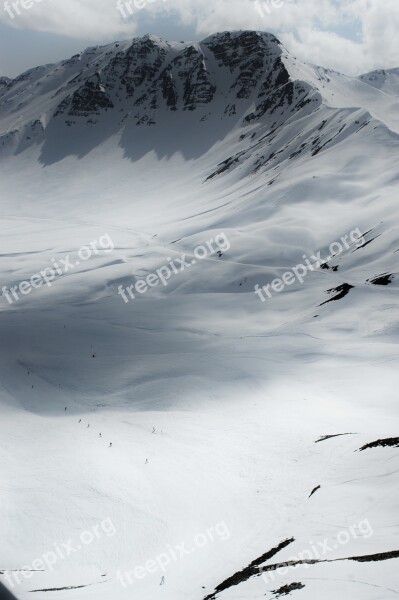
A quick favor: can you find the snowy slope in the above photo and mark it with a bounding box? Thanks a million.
[359,68,399,97]
[0,31,398,600]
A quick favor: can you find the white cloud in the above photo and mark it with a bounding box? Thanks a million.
[1,0,398,74]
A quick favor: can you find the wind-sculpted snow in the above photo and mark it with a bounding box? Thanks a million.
[0,29,398,600]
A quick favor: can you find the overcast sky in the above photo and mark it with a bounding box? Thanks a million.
[1,0,398,78]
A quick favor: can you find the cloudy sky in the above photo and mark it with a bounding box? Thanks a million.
[1,0,398,77]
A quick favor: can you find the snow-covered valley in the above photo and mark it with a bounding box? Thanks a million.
[0,30,398,600]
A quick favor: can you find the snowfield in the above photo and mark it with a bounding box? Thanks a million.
[0,30,398,600]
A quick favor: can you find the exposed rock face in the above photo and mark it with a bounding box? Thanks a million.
[204,31,280,99]
[3,30,363,172]
[0,77,11,93]
[1,31,317,132]
[65,74,114,117]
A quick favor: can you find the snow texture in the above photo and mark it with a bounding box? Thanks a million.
[0,30,398,600]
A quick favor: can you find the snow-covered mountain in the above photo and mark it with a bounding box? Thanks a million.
[359,67,399,97]
[0,31,398,600]
[0,31,315,150]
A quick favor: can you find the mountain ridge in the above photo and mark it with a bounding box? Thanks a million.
[0,30,399,179]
